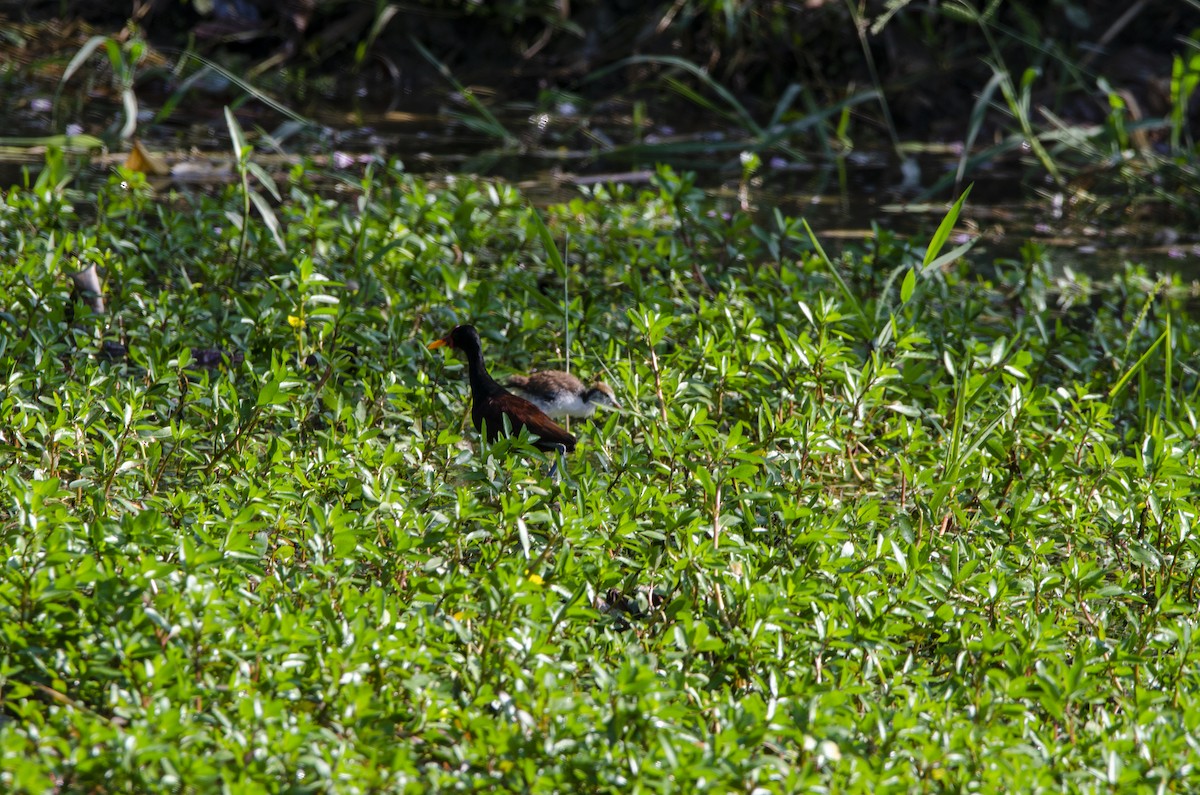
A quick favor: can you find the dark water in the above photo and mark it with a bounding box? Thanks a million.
[3,72,1195,280]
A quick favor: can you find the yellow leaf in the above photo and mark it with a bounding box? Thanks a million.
[125,139,169,176]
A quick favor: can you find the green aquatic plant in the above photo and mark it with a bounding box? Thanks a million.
[1,160,1199,792]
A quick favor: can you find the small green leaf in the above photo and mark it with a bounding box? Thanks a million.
[900,267,916,303]
[923,184,973,268]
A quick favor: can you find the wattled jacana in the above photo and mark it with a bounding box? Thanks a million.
[504,370,620,419]
[429,325,576,476]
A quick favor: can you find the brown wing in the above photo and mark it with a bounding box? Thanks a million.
[481,392,577,452]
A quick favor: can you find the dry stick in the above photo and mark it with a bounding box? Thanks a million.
[656,0,688,33]
[302,317,343,429]
[711,575,729,624]
[710,481,731,624]
[204,405,263,478]
[522,0,569,58]
[101,415,135,509]
[647,340,667,423]
[847,0,901,158]
[672,208,708,289]
[150,373,192,494]
[712,480,721,550]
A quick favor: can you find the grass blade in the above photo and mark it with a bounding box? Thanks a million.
[957,71,1005,186]
[529,206,566,277]
[410,37,515,145]
[162,49,311,126]
[248,190,286,253]
[923,184,973,269]
[767,83,804,129]
[802,219,870,336]
[923,238,978,275]
[587,54,763,137]
[1109,328,1168,399]
[224,106,248,158]
[60,35,110,86]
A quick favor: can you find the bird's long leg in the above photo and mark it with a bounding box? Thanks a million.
[545,443,567,482]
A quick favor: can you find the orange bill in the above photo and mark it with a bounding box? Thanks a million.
[428,337,450,350]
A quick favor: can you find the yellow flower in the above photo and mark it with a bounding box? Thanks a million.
[287,315,303,328]
[527,573,544,586]
[452,610,465,621]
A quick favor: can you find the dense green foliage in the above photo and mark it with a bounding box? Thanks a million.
[2,159,1200,792]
